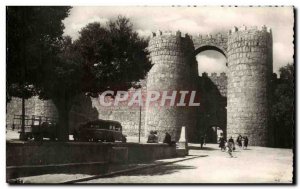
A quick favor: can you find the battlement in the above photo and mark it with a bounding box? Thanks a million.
[228,25,272,35]
[194,32,228,40]
[200,72,227,78]
[151,30,191,39]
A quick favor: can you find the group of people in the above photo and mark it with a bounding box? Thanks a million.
[236,135,249,149]
[147,131,174,146]
[218,135,249,158]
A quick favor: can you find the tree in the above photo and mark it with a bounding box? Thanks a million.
[6,6,71,139]
[40,16,151,141]
[75,16,151,93]
[38,36,84,140]
[271,63,294,148]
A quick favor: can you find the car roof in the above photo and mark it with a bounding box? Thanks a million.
[85,119,122,126]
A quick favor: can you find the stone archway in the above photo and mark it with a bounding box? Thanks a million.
[146,26,273,146]
[192,35,228,143]
[193,33,228,57]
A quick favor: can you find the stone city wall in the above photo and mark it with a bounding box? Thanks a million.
[193,33,228,56]
[146,31,198,142]
[6,25,275,147]
[226,25,272,146]
[6,96,58,129]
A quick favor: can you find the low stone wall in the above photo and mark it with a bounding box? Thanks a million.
[7,141,176,166]
[7,141,176,180]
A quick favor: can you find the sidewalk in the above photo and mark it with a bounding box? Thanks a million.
[9,155,203,184]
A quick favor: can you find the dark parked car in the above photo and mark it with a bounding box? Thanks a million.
[74,119,127,143]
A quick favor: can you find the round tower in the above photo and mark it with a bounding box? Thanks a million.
[227,25,273,146]
[145,31,197,142]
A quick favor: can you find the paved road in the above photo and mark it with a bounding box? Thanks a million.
[82,143,293,184]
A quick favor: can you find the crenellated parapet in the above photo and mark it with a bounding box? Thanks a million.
[192,32,228,57]
[199,72,228,97]
[147,30,194,66]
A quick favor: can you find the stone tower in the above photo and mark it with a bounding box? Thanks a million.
[226,26,273,146]
[145,31,197,142]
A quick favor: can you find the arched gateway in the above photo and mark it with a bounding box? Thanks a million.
[145,25,273,146]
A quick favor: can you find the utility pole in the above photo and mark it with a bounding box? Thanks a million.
[138,105,142,143]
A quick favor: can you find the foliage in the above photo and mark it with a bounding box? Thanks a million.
[40,15,151,140]
[74,16,151,94]
[6,6,71,99]
[271,63,294,148]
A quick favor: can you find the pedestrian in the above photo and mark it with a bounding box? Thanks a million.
[226,139,234,158]
[219,136,226,151]
[241,136,245,149]
[163,132,172,145]
[244,136,249,149]
[200,136,204,148]
[237,135,242,148]
[203,134,206,146]
[153,130,158,143]
[228,136,235,151]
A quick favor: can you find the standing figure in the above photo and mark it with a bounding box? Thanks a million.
[219,136,226,151]
[241,136,245,149]
[228,136,235,151]
[163,132,172,145]
[200,136,204,148]
[226,140,234,158]
[244,136,249,149]
[237,135,242,148]
[153,131,158,143]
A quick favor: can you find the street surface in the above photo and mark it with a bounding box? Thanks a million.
[6,130,293,184]
[82,143,293,184]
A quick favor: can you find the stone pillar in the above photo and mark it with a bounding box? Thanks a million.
[177,126,188,156]
[146,31,196,142]
[227,26,272,146]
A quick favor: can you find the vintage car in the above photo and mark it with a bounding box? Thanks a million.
[74,119,127,143]
[18,118,58,141]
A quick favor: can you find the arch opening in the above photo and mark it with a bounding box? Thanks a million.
[204,126,225,143]
[195,45,227,58]
[193,46,228,143]
[196,48,227,75]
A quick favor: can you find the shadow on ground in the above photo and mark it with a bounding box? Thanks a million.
[188,146,218,151]
[118,164,197,176]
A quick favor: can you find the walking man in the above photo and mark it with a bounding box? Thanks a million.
[200,136,204,148]
[226,140,234,158]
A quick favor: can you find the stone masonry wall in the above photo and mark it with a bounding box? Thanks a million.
[6,97,58,129]
[205,72,228,97]
[193,33,228,56]
[6,25,275,147]
[146,31,198,142]
[226,25,272,146]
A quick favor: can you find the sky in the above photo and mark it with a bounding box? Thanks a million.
[63,6,294,75]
